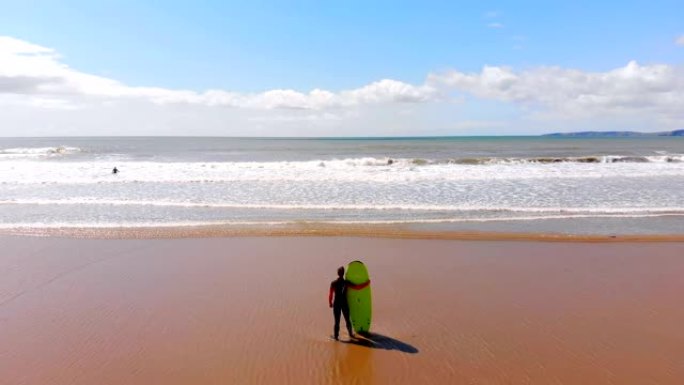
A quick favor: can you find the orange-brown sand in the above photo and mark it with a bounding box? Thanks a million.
[0,236,683,384]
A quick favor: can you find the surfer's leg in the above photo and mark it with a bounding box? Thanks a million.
[342,303,354,337]
[333,304,342,340]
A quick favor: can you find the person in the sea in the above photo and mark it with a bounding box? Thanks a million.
[329,266,357,340]
[112,167,118,174]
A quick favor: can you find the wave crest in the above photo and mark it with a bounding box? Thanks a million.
[0,146,82,158]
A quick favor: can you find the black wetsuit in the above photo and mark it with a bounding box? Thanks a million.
[330,277,353,339]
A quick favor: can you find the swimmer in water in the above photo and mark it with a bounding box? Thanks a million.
[112,167,119,174]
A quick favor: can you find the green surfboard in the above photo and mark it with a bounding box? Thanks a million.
[346,260,372,333]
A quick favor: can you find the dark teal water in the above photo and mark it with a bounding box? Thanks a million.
[2,136,683,162]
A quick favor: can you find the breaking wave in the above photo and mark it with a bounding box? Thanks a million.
[408,154,684,165]
[1,155,683,185]
[0,146,82,158]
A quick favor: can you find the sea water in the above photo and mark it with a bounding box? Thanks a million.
[1,136,683,234]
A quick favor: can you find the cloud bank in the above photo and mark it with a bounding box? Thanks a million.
[1,36,682,136]
[428,61,684,123]
[0,36,436,110]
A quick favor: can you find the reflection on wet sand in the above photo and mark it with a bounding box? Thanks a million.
[327,338,374,384]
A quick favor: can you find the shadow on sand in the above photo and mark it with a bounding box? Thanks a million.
[342,332,419,354]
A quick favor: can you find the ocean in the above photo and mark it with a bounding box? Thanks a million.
[1,136,683,235]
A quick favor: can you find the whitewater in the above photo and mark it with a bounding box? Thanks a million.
[1,137,683,234]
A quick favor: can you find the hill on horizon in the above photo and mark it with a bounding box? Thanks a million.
[543,129,684,137]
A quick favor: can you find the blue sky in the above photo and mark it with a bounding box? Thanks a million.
[0,1,682,136]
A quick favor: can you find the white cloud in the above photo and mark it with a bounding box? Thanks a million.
[677,35,684,46]
[428,61,684,123]
[343,79,437,104]
[487,22,505,29]
[1,35,683,136]
[0,36,436,110]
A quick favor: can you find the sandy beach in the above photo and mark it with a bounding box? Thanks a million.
[1,235,683,384]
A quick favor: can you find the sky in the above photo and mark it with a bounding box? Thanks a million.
[0,0,683,136]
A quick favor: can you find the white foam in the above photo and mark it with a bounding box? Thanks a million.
[1,198,683,215]
[0,212,682,230]
[1,156,683,184]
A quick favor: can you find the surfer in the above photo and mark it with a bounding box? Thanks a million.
[329,266,355,340]
[112,167,119,174]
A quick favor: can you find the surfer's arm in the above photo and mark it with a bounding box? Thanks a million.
[346,280,371,290]
[328,285,334,307]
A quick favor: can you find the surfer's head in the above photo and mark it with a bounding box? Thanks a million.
[337,266,344,277]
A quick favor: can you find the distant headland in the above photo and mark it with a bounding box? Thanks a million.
[543,129,684,137]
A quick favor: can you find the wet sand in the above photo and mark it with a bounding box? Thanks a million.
[0,235,683,384]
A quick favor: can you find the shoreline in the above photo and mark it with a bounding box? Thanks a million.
[2,222,683,242]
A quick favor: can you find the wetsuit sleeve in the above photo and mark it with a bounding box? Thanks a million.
[328,282,334,307]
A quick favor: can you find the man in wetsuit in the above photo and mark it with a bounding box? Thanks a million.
[329,266,354,340]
